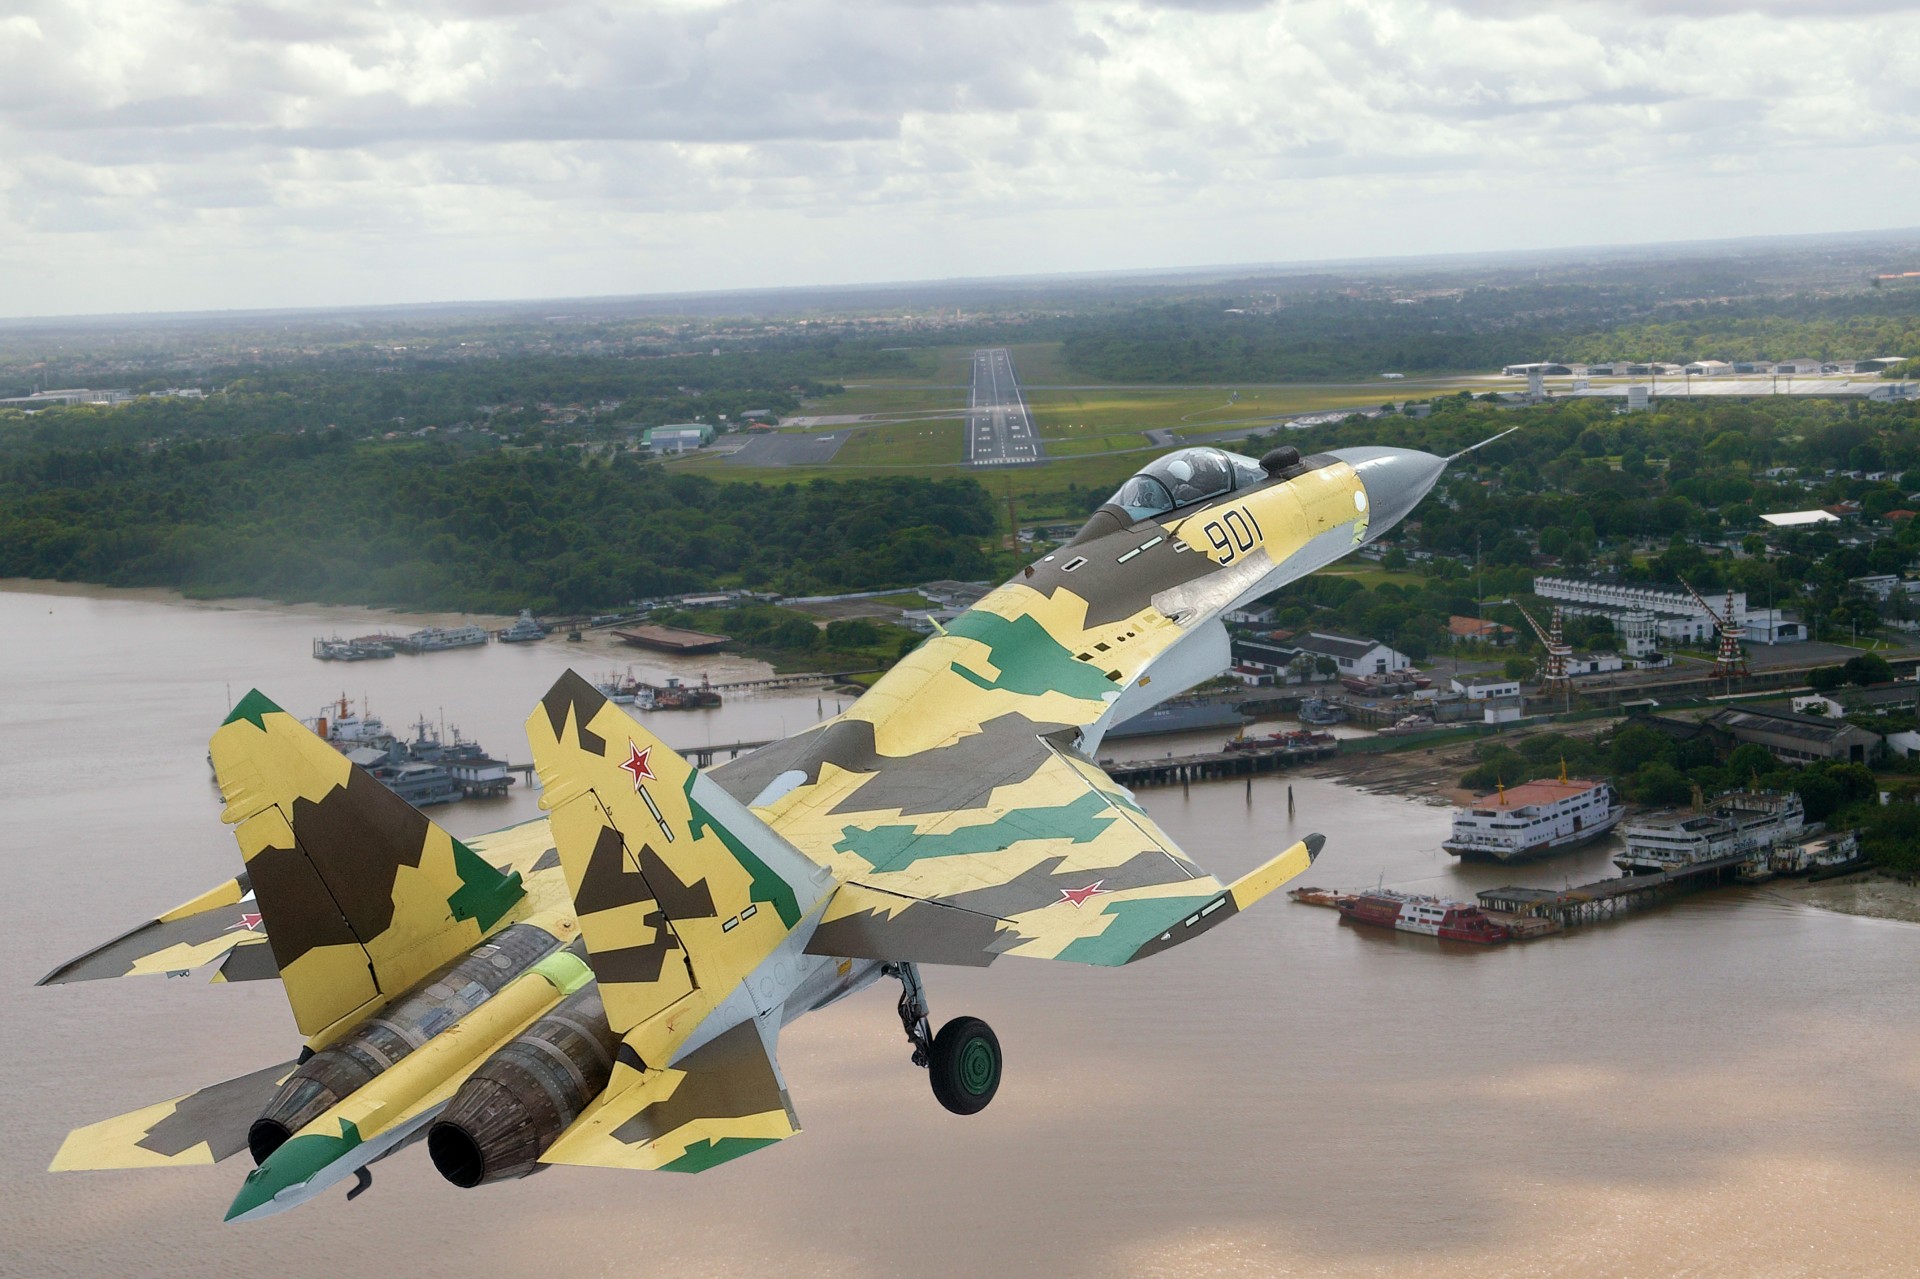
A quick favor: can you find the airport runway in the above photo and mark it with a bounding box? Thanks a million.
[968,348,1043,466]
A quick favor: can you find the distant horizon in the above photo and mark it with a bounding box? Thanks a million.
[5,223,1919,329]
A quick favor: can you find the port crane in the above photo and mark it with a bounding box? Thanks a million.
[1513,600,1573,707]
[1676,575,1749,681]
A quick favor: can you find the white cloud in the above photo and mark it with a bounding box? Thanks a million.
[0,0,1916,315]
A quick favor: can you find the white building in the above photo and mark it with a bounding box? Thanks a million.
[1292,632,1411,675]
[1452,675,1521,701]
[1533,576,1802,644]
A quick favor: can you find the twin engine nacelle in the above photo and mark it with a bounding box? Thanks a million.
[426,986,619,1187]
[246,923,561,1164]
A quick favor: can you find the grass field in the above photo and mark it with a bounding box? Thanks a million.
[832,420,966,466]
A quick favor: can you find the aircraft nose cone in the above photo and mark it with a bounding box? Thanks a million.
[1329,446,1446,542]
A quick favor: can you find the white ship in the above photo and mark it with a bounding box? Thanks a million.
[1443,775,1625,862]
[1614,789,1805,875]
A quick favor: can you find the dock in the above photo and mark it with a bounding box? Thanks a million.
[1478,851,1751,925]
[507,738,773,785]
[1103,739,1337,789]
[611,625,731,654]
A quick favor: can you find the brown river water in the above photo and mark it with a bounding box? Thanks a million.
[3,582,1918,1278]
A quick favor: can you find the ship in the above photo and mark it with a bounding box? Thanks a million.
[497,609,549,643]
[1443,774,1625,863]
[311,635,396,661]
[1377,712,1436,735]
[394,624,489,653]
[1225,728,1335,754]
[1614,789,1805,875]
[649,676,722,710]
[300,698,513,802]
[591,671,659,710]
[1302,887,1510,944]
[1107,698,1248,739]
[1298,697,1347,725]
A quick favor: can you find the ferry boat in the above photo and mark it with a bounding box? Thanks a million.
[1336,890,1511,944]
[1614,789,1805,875]
[1443,775,1625,863]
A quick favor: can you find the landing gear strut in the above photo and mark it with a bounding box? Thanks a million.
[884,962,1002,1116]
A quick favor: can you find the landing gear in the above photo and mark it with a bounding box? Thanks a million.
[928,1016,1001,1115]
[883,962,1002,1116]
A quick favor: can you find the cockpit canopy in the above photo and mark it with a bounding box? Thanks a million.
[1106,447,1269,521]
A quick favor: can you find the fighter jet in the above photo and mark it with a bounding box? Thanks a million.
[40,441,1448,1218]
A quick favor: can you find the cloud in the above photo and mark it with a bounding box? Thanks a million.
[0,0,1917,314]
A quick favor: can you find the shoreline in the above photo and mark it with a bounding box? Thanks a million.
[0,577,519,630]
[1766,871,1920,926]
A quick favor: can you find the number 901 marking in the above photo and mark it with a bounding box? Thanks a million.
[1202,507,1262,564]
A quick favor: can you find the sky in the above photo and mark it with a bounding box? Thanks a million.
[2,0,1919,318]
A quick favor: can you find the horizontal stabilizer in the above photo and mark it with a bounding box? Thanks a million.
[38,874,268,984]
[541,1020,798,1173]
[50,1061,297,1171]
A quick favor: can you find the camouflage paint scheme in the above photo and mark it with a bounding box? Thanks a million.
[39,443,1445,1212]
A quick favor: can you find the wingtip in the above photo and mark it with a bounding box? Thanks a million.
[1304,832,1326,863]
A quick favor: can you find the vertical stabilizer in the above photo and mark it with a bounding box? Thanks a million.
[526,672,832,1069]
[210,690,525,1043]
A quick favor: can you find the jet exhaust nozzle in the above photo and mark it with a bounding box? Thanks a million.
[428,986,619,1187]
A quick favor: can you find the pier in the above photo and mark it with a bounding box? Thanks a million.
[1478,852,1750,925]
[508,738,774,785]
[1103,739,1337,789]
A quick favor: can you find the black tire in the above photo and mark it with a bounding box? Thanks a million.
[928,1016,1001,1115]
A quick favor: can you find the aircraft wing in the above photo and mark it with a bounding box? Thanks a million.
[752,726,1319,968]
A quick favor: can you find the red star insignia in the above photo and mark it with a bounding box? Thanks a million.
[227,912,263,932]
[1059,881,1109,908]
[619,740,655,789]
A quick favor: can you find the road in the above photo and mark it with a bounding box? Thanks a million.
[968,348,1043,466]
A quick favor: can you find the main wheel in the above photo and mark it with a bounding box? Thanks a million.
[928,1016,1002,1115]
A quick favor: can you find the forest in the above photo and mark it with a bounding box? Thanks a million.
[0,433,997,611]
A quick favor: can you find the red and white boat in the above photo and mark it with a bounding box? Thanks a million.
[1336,890,1511,944]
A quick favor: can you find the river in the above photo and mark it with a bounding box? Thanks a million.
[2,582,1917,1277]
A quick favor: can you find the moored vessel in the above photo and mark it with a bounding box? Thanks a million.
[1615,789,1805,875]
[497,610,549,643]
[1330,889,1511,943]
[1108,698,1248,739]
[1443,775,1624,863]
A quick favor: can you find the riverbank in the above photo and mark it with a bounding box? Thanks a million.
[1769,871,1920,926]
[0,576,518,632]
